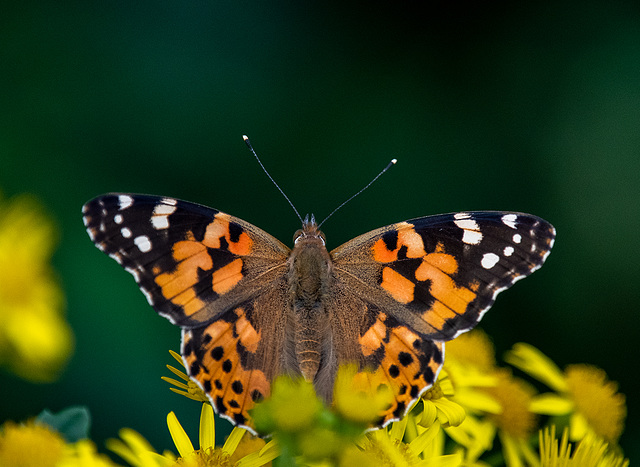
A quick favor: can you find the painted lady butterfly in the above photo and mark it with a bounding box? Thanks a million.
[83,191,554,432]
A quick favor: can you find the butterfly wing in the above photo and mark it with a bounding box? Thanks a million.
[327,211,555,425]
[83,193,291,430]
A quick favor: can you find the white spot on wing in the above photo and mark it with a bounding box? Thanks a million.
[162,197,178,206]
[502,214,518,229]
[121,227,132,238]
[151,203,175,230]
[481,252,500,269]
[154,203,177,216]
[503,246,514,257]
[151,215,170,230]
[114,214,123,224]
[134,235,152,253]
[513,233,522,244]
[454,215,483,245]
[118,195,134,210]
[462,230,483,245]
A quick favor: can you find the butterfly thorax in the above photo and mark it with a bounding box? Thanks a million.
[288,217,332,382]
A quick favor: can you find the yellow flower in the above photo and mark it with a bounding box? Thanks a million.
[344,419,462,467]
[506,343,626,444]
[444,330,502,415]
[162,350,209,403]
[415,371,466,429]
[58,439,121,467]
[0,193,73,381]
[481,369,539,467]
[445,328,496,371]
[252,376,322,433]
[167,404,278,467]
[0,419,118,467]
[332,364,394,426]
[539,425,629,467]
[0,419,66,467]
[109,403,278,467]
[107,427,174,466]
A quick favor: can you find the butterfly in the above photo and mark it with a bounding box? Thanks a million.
[82,193,555,432]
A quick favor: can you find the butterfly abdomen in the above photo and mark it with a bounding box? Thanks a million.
[287,230,333,382]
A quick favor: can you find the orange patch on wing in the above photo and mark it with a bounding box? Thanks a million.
[211,258,244,294]
[420,252,458,275]
[368,327,443,427]
[204,214,253,256]
[359,313,388,356]
[381,267,415,304]
[234,307,260,353]
[372,238,398,262]
[372,224,426,263]
[415,252,477,321]
[183,324,270,429]
[155,240,213,316]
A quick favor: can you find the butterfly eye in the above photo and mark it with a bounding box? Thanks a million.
[293,229,304,243]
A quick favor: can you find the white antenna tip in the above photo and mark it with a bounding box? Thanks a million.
[242,135,249,141]
[391,158,398,164]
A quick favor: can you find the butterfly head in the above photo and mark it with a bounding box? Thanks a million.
[293,214,326,246]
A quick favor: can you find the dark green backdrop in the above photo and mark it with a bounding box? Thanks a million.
[1,0,638,460]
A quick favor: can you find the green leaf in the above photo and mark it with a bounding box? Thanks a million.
[36,406,91,442]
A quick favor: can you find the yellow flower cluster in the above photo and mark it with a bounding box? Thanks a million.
[0,334,629,466]
[0,192,73,382]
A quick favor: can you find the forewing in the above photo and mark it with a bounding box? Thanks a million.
[331,211,555,341]
[82,193,291,327]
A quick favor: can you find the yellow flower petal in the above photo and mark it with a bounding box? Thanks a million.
[434,398,466,427]
[198,403,215,450]
[408,421,439,454]
[166,412,194,457]
[530,393,574,415]
[454,390,501,414]
[505,343,568,392]
[221,427,245,456]
[235,439,280,467]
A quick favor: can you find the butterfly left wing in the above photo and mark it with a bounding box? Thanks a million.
[83,193,294,431]
[326,211,555,425]
[82,193,291,327]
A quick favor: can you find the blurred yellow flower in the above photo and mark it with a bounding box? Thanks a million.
[0,419,66,467]
[539,425,629,467]
[332,363,393,425]
[252,376,322,433]
[0,193,73,381]
[57,439,120,467]
[483,369,539,466]
[0,419,117,467]
[506,343,626,444]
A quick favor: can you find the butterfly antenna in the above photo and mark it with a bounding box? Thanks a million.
[243,135,304,224]
[318,158,397,228]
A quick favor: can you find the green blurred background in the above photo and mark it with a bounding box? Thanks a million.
[1,0,638,460]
